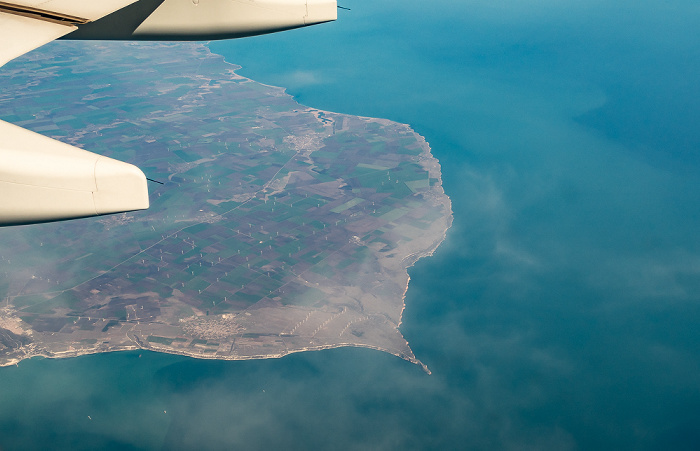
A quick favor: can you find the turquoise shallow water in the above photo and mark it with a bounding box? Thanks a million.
[3,1,700,449]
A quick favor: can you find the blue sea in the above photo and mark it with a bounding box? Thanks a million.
[2,1,700,449]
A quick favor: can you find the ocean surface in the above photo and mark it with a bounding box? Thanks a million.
[2,1,700,449]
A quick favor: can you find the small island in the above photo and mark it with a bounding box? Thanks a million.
[0,42,452,372]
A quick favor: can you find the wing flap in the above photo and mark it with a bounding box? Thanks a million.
[3,0,138,21]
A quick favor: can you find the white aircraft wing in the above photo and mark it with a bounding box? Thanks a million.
[0,12,74,68]
[0,0,147,226]
[0,0,336,226]
[0,1,138,67]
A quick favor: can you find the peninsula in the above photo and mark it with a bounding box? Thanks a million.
[0,42,452,372]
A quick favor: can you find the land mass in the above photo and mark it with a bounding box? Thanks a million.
[0,42,452,372]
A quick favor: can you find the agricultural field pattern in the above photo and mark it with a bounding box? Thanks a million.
[0,42,451,371]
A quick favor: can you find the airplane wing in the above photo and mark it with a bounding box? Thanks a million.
[0,1,139,66]
[0,0,336,226]
[0,1,147,226]
[0,8,77,68]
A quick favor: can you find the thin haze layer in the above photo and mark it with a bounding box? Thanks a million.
[0,0,699,449]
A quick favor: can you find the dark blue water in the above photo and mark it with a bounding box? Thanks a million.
[2,1,700,449]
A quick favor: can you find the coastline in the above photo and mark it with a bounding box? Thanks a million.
[0,42,453,371]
